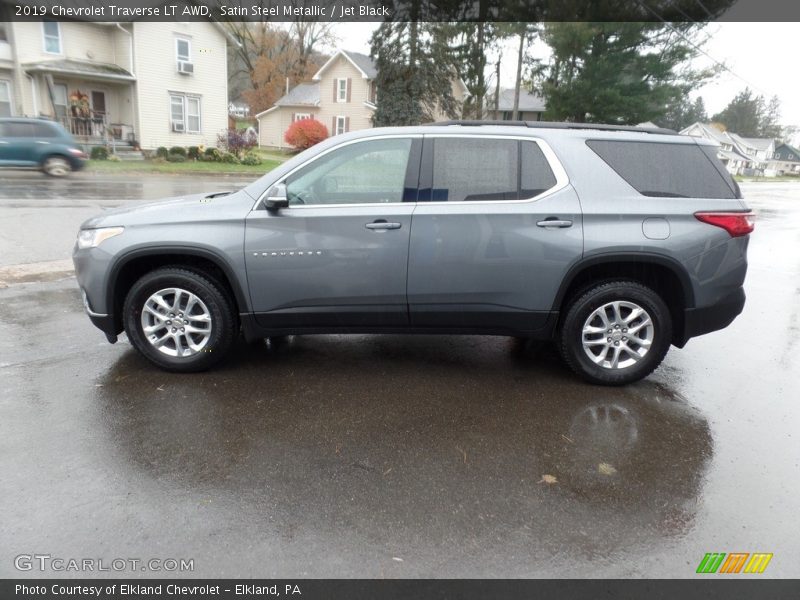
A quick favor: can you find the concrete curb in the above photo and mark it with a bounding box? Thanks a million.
[0,259,74,288]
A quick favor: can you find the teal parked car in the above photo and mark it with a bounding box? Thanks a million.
[0,117,87,177]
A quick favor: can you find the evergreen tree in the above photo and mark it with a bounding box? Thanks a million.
[538,22,714,124]
[658,97,708,131]
[370,21,459,126]
[712,88,783,138]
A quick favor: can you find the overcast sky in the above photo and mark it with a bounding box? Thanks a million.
[327,22,800,127]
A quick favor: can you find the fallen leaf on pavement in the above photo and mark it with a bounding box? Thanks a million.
[598,463,617,475]
[538,474,558,484]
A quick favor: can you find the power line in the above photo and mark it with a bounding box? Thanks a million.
[638,0,775,98]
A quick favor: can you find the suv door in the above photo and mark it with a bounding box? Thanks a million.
[407,134,583,333]
[245,135,421,329]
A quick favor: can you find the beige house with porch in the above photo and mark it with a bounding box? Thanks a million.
[0,20,232,151]
[256,49,467,149]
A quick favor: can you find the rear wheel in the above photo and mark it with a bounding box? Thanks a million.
[123,267,237,372]
[42,156,71,177]
[558,281,672,385]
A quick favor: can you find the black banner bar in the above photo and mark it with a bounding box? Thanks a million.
[3,0,800,22]
[3,579,800,600]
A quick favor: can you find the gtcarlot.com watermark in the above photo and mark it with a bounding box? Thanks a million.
[14,553,194,573]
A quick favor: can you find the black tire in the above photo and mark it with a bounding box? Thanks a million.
[558,281,672,386]
[123,267,237,372]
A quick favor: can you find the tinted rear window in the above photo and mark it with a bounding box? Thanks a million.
[586,140,737,199]
[429,138,557,202]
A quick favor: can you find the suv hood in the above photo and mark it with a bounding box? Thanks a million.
[79,190,255,229]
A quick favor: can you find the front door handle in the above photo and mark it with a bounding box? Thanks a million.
[536,218,573,228]
[365,220,402,231]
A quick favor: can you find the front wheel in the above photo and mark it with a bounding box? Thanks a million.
[558,281,672,385]
[123,267,237,372]
[42,156,72,177]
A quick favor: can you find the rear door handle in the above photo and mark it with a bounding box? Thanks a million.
[537,218,573,228]
[365,220,402,231]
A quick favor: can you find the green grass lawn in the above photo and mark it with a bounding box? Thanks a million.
[86,149,291,175]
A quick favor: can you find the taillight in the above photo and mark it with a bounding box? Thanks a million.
[694,212,755,237]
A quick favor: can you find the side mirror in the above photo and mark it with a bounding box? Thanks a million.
[264,183,289,211]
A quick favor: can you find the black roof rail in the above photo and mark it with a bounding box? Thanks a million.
[429,120,677,135]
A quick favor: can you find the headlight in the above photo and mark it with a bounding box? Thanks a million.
[77,227,124,249]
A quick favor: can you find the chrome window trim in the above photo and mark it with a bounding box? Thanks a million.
[251,132,570,212]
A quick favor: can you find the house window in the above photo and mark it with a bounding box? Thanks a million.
[176,38,191,63]
[43,21,61,54]
[53,84,68,118]
[170,94,201,133]
[0,23,8,42]
[294,113,311,121]
[337,78,347,102]
[186,97,201,132]
[0,80,12,117]
[335,116,347,136]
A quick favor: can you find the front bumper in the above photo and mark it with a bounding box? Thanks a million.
[679,286,745,345]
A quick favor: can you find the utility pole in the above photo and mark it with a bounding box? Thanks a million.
[512,30,525,121]
[494,53,501,121]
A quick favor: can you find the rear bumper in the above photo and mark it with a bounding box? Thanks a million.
[679,286,745,345]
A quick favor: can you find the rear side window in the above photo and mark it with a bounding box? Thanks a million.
[32,122,59,138]
[586,140,737,199]
[428,138,557,202]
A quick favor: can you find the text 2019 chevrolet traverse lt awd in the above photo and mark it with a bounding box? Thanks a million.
[73,122,753,385]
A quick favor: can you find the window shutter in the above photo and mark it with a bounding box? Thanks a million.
[346,78,351,102]
[331,116,336,134]
[345,117,350,132]
[333,79,337,102]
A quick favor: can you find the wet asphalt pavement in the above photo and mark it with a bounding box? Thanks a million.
[0,174,799,578]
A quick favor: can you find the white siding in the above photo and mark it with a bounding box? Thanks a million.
[315,56,373,136]
[11,22,118,65]
[131,22,228,149]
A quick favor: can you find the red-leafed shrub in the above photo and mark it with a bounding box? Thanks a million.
[284,118,328,150]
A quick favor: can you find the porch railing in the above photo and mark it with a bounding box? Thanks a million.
[59,114,108,140]
[57,115,136,145]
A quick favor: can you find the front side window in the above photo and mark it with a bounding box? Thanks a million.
[0,80,12,117]
[335,116,346,136]
[176,38,191,62]
[285,138,413,206]
[43,21,61,54]
[337,78,347,102]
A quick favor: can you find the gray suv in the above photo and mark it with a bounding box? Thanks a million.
[72,122,753,385]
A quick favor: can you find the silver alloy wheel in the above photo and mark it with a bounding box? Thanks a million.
[43,157,71,177]
[140,287,212,358]
[581,300,654,369]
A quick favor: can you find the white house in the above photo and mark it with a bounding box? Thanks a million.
[680,122,773,176]
[485,88,546,121]
[0,21,234,151]
[256,49,467,149]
